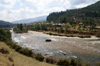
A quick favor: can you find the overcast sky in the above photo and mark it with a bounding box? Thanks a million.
[0,0,99,22]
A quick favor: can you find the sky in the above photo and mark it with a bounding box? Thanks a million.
[0,0,99,22]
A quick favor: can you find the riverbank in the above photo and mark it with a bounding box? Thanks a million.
[21,30,100,40]
[43,31,100,39]
[0,41,57,66]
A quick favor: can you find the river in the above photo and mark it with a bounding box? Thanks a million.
[11,29,100,63]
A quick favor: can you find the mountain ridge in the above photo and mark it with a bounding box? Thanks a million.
[0,20,13,25]
[12,16,47,24]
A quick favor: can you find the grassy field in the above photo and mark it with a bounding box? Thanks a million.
[0,41,57,66]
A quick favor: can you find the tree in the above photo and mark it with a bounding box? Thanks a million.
[57,28,61,33]
[20,24,23,30]
[60,27,63,33]
[83,24,86,30]
[41,22,47,31]
[17,24,20,29]
[65,26,68,34]
[60,17,67,23]
[49,21,54,29]
[66,22,71,28]
[34,23,40,30]
[89,24,96,31]
[78,25,81,31]
[17,24,23,30]
[50,21,54,25]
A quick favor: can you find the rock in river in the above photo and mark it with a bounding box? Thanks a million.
[45,39,51,42]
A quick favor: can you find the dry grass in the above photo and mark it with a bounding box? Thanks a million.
[0,53,12,66]
[0,41,57,66]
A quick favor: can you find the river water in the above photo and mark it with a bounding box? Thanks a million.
[11,30,100,63]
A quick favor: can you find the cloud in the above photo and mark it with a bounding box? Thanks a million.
[71,0,99,8]
[0,0,16,9]
[0,0,99,22]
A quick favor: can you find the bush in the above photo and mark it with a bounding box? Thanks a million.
[0,29,11,41]
[96,32,100,37]
[57,58,69,66]
[5,40,22,52]
[19,48,32,57]
[85,62,91,66]
[8,56,14,62]
[49,32,52,35]
[46,57,55,64]
[70,58,77,66]
[35,53,44,61]
[14,45,22,52]
[5,40,14,47]
[77,61,82,66]
[0,48,9,54]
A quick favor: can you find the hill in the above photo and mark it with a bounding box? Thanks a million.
[47,1,100,25]
[12,16,47,24]
[0,20,13,25]
[0,41,56,66]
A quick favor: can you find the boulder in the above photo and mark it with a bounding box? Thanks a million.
[45,39,51,42]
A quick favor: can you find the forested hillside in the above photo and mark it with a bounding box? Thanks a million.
[47,1,100,25]
[0,20,12,25]
[0,20,16,28]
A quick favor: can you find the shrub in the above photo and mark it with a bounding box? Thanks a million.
[35,53,44,61]
[85,62,91,66]
[77,61,82,66]
[0,48,9,54]
[19,48,32,57]
[70,58,77,66]
[14,45,22,52]
[8,56,14,62]
[0,29,11,41]
[49,32,52,35]
[96,32,100,37]
[57,58,69,66]
[5,40,14,47]
[46,57,55,64]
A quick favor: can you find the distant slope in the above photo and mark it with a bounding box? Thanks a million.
[0,20,13,25]
[12,16,47,24]
[47,1,100,23]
